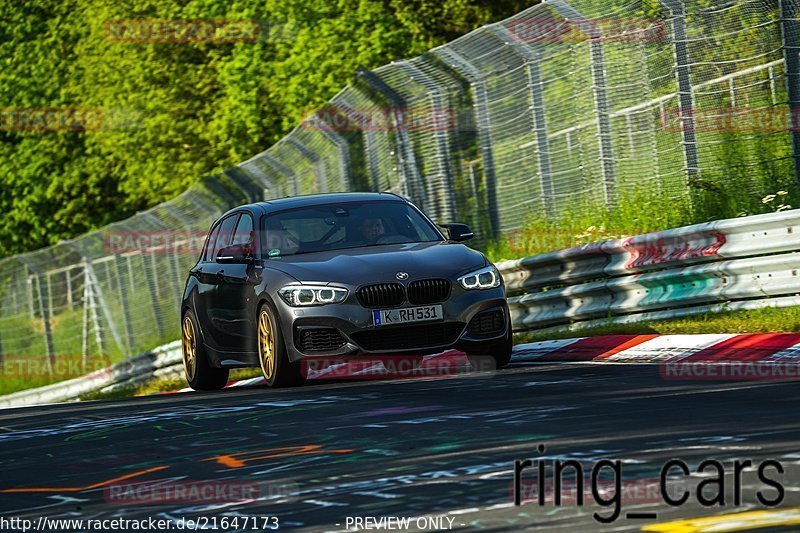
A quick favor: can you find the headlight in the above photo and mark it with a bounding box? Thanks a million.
[278,285,348,306]
[458,265,501,290]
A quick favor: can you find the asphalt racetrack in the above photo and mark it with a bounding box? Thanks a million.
[1,344,800,532]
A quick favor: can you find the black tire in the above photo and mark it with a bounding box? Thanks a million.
[257,302,304,388]
[467,326,513,372]
[182,309,229,391]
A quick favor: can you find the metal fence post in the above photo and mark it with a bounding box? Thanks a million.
[238,158,279,199]
[332,99,384,192]
[0,308,4,364]
[432,46,500,237]
[363,131,385,192]
[45,272,54,327]
[65,268,73,308]
[263,154,300,197]
[114,254,135,354]
[81,259,105,360]
[311,115,352,191]
[287,138,328,193]
[661,0,700,187]
[30,272,55,366]
[73,247,123,359]
[356,67,428,212]
[488,25,556,219]
[142,212,180,301]
[142,250,165,338]
[546,0,617,206]
[126,254,136,295]
[25,266,34,319]
[780,0,800,185]
[395,61,457,222]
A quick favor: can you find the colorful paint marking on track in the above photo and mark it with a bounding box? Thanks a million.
[642,507,800,532]
[166,333,800,393]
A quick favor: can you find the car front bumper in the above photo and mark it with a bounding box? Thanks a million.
[274,286,509,362]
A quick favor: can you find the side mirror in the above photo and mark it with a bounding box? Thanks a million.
[441,223,474,242]
[216,244,254,264]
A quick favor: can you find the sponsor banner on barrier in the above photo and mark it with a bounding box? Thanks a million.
[622,231,727,270]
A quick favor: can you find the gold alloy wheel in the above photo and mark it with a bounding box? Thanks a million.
[182,316,197,381]
[258,309,276,380]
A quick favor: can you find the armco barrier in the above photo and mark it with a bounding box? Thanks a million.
[0,341,181,409]
[498,209,800,331]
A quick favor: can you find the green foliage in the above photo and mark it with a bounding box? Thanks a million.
[0,0,531,258]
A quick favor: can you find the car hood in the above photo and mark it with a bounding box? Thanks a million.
[264,241,487,285]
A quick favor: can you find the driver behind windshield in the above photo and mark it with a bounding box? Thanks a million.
[359,217,385,244]
[261,201,441,257]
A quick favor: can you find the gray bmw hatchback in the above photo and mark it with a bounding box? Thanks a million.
[180,192,512,389]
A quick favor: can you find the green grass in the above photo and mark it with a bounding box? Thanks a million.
[515,305,800,344]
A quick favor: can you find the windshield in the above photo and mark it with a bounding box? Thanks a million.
[260,200,442,257]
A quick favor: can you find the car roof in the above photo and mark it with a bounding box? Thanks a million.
[220,192,410,219]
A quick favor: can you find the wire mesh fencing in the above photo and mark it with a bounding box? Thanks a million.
[1,0,798,372]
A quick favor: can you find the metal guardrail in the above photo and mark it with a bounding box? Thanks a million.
[498,209,800,331]
[0,341,182,409]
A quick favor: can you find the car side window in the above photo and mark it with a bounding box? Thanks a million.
[231,213,255,257]
[202,223,222,262]
[212,214,240,260]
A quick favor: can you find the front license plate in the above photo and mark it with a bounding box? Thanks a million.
[373,305,443,326]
